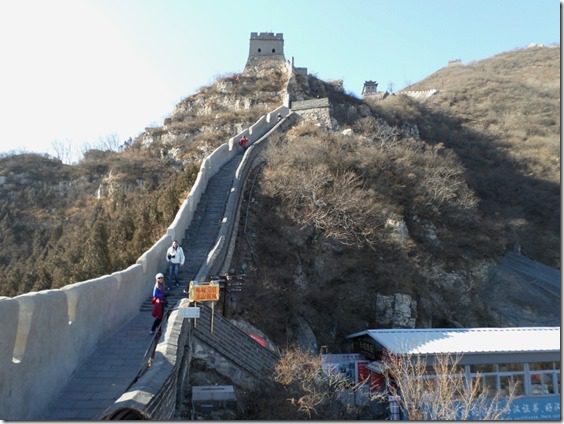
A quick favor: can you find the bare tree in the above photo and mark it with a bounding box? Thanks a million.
[51,139,73,164]
[263,138,385,249]
[274,348,358,418]
[379,352,514,420]
[97,134,121,152]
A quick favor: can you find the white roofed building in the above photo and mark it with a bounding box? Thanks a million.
[346,327,560,363]
[343,327,561,420]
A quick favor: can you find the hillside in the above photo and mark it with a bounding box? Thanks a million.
[1,44,559,419]
[369,45,560,266]
[0,65,288,297]
[227,46,560,353]
[0,43,558,351]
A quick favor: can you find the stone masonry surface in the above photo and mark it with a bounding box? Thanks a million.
[43,155,244,420]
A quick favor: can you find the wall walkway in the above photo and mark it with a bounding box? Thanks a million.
[0,104,289,420]
[100,110,297,420]
[43,154,247,420]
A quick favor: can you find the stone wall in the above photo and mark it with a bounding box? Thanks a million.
[400,89,438,100]
[191,339,258,390]
[246,32,285,70]
[102,113,295,417]
[0,104,291,420]
[100,299,193,420]
[291,98,333,129]
[248,32,284,58]
[196,106,291,283]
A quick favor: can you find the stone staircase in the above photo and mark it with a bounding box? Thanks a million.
[139,149,280,381]
[141,154,243,312]
[193,304,280,379]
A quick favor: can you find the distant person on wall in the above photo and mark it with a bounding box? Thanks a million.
[277,113,282,122]
[150,273,167,335]
[166,239,185,287]
[239,135,249,152]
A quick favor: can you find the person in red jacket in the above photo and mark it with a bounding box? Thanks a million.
[150,273,166,335]
[239,135,249,151]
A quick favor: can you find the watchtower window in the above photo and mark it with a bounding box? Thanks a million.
[258,48,261,52]
[272,48,276,53]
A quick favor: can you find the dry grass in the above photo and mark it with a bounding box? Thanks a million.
[262,122,482,253]
[403,46,559,184]
[368,46,560,266]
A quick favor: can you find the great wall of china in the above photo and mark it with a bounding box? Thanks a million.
[2,32,558,420]
[0,35,295,416]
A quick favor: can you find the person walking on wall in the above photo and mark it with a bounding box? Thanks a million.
[151,273,167,335]
[166,239,185,287]
[239,135,249,152]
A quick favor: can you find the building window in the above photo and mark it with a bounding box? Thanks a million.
[258,48,261,53]
[530,373,555,395]
[272,48,276,53]
[498,363,523,372]
[529,362,556,371]
[483,375,498,397]
[500,375,525,396]
[470,364,496,373]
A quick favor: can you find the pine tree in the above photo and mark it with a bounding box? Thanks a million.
[77,206,111,280]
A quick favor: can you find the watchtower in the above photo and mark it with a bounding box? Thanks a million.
[362,80,379,96]
[246,32,285,68]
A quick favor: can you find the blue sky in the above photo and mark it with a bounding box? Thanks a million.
[0,0,559,162]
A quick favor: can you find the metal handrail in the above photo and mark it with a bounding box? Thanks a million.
[124,308,171,391]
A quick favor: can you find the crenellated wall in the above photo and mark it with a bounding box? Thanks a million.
[0,104,291,420]
[198,106,292,283]
[100,108,294,420]
[248,32,285,59]
[400,89,438,100]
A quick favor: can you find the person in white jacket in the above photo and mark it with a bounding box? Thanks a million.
[166,239,185,287]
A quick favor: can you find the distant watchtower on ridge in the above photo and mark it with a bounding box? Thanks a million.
[362,80,379,96]
[245,32,285,69]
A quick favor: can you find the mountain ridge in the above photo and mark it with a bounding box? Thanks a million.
[0,44,559,348]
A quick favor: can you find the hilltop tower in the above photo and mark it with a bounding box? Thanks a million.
[362,80,389,100]
[245,32,285,69]
[361,80,379,96]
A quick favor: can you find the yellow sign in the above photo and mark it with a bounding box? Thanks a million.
[188,282,220,302]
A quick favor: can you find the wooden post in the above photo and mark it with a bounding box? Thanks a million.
[211,302,215,334]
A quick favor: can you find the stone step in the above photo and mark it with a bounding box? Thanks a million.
[140,155,242,313]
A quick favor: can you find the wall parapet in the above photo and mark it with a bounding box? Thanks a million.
[100,299,193,420]
[0,107,253,420]
[196,106,290,282]
[291,97,330,110]
[102,106,294,419]
[400,89,438,100]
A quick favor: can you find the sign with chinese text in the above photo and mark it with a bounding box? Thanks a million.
[467,394,560,421]
[501,395,560,421]
[188,282,220,302]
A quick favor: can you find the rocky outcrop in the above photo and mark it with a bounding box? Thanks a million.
[375,293,417,328]
[385,214,410,246]
[136,65,290,164]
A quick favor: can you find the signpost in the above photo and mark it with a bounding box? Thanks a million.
[187,281,220,333]
[186,275,244,333]
[188,282,220,302]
